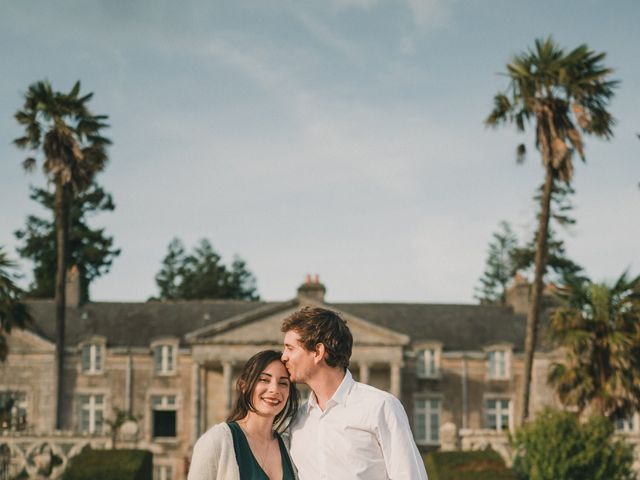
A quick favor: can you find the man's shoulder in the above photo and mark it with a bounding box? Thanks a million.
[351,381,397,403]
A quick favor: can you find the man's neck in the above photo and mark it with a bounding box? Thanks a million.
[308,368,346,411]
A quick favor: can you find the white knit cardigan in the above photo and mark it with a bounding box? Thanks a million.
[187,423,298,480]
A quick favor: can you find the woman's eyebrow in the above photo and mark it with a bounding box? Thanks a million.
[259,372,272,377]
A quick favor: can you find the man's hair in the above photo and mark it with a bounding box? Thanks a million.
[281,306,353,370]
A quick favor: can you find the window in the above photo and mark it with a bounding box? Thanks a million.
[78,394,104,434]
[0,391,27,431]
[153,345,175,374]
[154,464,173,480]
[615,414,638,433]
[152,395,177,438]
[414,398,441,445]
[81,343,103,373]
[416,348,439,378]
[485,398,511,431]
[487,350,509,379]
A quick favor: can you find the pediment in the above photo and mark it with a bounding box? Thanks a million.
[186,299,408,346]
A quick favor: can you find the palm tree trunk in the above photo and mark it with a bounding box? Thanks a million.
[520,166,554,426]
[54,182,70,430]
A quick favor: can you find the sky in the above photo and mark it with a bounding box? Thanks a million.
[1,0,638,304]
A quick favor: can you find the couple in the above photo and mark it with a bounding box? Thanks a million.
[188,306,429,480]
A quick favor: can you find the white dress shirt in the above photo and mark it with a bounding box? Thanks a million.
[289,370,428,480]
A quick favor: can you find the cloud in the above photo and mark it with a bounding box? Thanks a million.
[329,0,380,10]
[406,0,455,28]
[327,0,456,29]
[292,9,362,62]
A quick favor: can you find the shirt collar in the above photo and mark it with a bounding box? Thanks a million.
[307,369,355,412]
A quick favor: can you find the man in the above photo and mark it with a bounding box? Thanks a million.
[281,306,428,480]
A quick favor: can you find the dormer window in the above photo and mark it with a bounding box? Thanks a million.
[151,337,179,376]
[615,413,639,433]
[80,337,106,374]
[154,345,174,374]
[486,345,512,380]
[415,343,442,379]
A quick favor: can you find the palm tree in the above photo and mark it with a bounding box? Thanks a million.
[13,80,110,429]
[486,37,618,425]
[0,247,32,361]
[548,273,640,420]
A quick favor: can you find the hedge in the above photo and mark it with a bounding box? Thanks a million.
[424,449,516,480]
[62,448,152,480]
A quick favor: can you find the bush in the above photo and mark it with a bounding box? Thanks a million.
[424,449,517,480]
[62,448,152,480]
[512,408,636,480]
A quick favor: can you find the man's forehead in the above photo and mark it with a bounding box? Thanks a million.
[284,330,302,344]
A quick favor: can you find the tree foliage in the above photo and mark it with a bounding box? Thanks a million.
[511,183,584,283]
[476,195,583,305]
[476,221,518,304]
[155,238,259,301]
[486,37,617,423]
[548,272,640,420]
[512,409,636,480]
[0,247,32,361]
[14,184,120,302]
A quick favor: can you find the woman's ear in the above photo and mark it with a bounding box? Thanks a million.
[238,379,247,394]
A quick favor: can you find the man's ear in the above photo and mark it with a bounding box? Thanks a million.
[313,343,327,365]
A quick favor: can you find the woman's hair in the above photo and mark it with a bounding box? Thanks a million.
[226,350,298,432]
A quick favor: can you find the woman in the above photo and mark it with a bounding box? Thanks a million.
[188,350,299,480]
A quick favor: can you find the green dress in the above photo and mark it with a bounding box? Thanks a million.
[228,422,295,480]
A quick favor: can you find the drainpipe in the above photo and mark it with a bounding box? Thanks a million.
[462,353,468,429]
[125,348,133,415]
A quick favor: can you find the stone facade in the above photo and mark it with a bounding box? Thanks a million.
[1,279,638,479]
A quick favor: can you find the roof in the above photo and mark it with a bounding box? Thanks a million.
[25,300,265,348]
[23,298,542,352]
[332,303,528,351]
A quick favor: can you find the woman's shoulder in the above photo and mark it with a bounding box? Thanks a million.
[194,422,233,450]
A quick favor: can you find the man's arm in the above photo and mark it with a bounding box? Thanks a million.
[376,396,429,480]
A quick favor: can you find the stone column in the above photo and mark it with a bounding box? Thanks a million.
[359,363,370,385]
[390,363,402,398]
[223,362,234,412]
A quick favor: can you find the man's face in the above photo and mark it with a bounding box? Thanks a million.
[281,330,317,384]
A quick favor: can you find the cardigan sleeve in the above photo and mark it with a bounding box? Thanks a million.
[188,423,239,480]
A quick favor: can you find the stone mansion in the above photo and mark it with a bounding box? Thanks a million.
[1,275,638,479]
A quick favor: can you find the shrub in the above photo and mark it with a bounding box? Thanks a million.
[424,449,517,480]
[512,408,636,480]
[62,448,152,480]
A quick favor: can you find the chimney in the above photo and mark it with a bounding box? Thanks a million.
[65,265,82,308]
[297,274,326,304]
[505,273,530,314]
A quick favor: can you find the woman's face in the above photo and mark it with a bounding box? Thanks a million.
[250,360,291,417]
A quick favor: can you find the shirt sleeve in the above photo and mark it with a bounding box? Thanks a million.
[377,396,429,480]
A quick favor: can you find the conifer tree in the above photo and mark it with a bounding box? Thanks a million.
[15,183,120,302]
[475,221,518,305]
[155,239,259,301]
